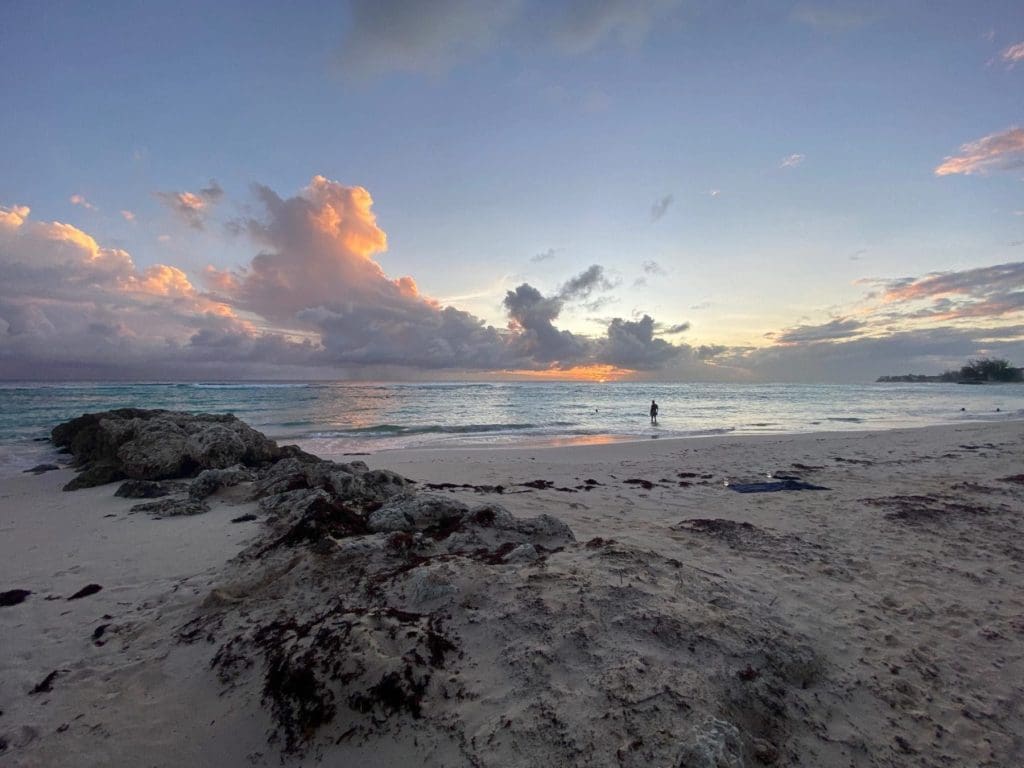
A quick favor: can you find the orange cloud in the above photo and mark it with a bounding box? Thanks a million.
[0,204,30,231]
[156,181,223,229]
[934,127,1024,176]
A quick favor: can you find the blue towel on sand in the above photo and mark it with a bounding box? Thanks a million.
[728,479,830,493]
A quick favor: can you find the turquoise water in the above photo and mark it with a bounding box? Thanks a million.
[0,380,1021,475]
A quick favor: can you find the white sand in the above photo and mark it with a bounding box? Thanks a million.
[2,421,1023,766]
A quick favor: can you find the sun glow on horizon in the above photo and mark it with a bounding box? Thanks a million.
[501,364,633,382]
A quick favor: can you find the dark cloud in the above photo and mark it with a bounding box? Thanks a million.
[650,195,673,222]
[738,325,1024,383]
[597,315,682,369]
[558,264,614,301]
[531,248,557,263]
[503,283,591,365]
[773,318,865,344]
[663,322,690,334]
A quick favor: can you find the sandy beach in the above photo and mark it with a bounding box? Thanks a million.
[2,418,1023,766]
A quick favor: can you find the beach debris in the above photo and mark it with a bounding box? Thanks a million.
[23,463,60,475]
[67,584,102,600]
[29,670,61,694]
[832,456,873,465]
[91,624,110,645]
[864,494,999,525]
[424,481,506,494]
[0,589,31,607]
[726,479,830,493]
[231,513,258,523]
[624,478,657,490]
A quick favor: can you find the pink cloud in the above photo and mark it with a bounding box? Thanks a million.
[934,127,1024,176]
[1001,41,1024,67]
[69,194,96,211]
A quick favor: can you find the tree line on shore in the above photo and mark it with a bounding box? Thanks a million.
[877,358,1023,383]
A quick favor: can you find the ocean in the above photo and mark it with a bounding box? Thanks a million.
[1,381,1021,475]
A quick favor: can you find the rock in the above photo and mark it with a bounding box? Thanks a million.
[131,497,210,517]
[752,738,779,764]
[259,487,333,518]
[0,589,31,607]
[62,460,125,491]
[362,469,410,500]
[114,479,176,498]
[53,409,282,488]
[252,458,310,499]
[277,444,322,463]
[186,425,247,469]
[23,463,60,475]
[189,466,252,500]
[675,718,745,768]
[67,584,102,600]
[261,490,369,549]
[498,512,576,547]
[367,494,469,533]
[503,543,540,562]
[324,470,366,499]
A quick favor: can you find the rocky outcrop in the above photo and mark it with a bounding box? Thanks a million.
[54,409,815,766]
[52,409,283,489]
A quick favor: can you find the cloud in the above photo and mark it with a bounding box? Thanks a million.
[597,315,683,369]
[790,4,876,30]
[551,0,683,55]
[707,189,720,197]
[934,128,1024,176]
[338,0,521,79]
[779,153,805,168]
[662,322,690,334]
[69,194,96,211]
[879,262,1024,304]
[337,0,683,79]
[120,210,136,222]
[772,318,865,344]
[558,264,613,301]
[736,325,1024,383]
[0,202,268,379]
[872,264,1024,325]
[503,282,591,365]
[642,260,665,275]
[650,194,673,221]
[1002,41,1024,67]
[156,180,224,229]
[531,247,557,263]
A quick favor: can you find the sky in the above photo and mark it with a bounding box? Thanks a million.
[1,0,1023,382]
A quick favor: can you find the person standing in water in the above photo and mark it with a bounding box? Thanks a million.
[650,399,659,424]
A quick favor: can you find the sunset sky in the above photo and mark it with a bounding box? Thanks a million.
[1,0,1023,381]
